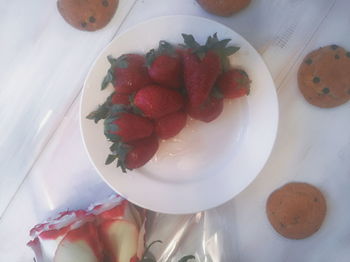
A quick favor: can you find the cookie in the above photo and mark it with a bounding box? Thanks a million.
[196,0,251,17]
[266,182,326,239]
[298,45,350,108]
[57,0,118,31]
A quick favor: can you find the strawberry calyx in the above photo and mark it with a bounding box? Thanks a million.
[103,105,130,141]
[87,92,132,123]
[101,55,130,90]
[86,93,114,123]
[182,33,239,71]
[105,141,131,173]
[145,41,177,67]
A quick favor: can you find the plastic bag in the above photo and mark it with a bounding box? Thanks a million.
[145,202,238,262]
[28,195,235,262]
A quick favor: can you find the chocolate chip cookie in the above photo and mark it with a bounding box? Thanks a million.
[57,0,118,31]
[266,182,327,239]
[298,45,350,108]
[196,0,251,17]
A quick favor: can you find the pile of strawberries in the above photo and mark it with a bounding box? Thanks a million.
[87,33,251,172]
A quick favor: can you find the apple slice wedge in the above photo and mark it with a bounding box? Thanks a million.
[100,219,139,262]
[54,222,103,262]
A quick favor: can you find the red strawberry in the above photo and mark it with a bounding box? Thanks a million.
[124,135,159,170]
[183,49,221,107]
[217,69,251,99]
[104,111,154,143]
[187,96,224,123]
[108,135,159,172]
[182,33,239,107]
[133,85,185,119]
[102,54,153,94]
[146,41,183,89]
[155,110,187,139]
[111,92,130,105]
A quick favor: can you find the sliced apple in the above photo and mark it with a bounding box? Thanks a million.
[97,200,138,228]
[54,222,102,262]
[129,204,145,230]
[100,219,139,262]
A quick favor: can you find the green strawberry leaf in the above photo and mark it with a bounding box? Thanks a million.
[101,68,114,90]
[178,255,196,262]
[117,159,127,173]
[104,117,121,141]
[223,46,240,56]
[116,142,132,173]
[110,104,128,115]
[158,40,175,55]
[213,38,231,49]
[146,41,176,66]
[104,132,120,141]
[145,49,157,67]
[86,103,110,123]
[105,154,118,165]
[205,35,216,48]
[182,34,200,49]
[109,142,119,153]
[109,54,129,69]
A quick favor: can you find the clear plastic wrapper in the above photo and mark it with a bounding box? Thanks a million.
[145,202,237,262]
[28,195,234,262]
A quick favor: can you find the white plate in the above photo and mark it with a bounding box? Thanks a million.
[80,15,278,214]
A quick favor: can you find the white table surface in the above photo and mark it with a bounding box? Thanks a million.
[1,0,350,261]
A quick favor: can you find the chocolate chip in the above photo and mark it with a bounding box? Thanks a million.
[314,197,318,202]
[335,54,340,59]
[346,52,350,58]
[280,223,286,228]
[331,44,338,50]
[305,58,312,65]
[102,0,109,7]
[322,88,330,94]
[89,16,96,23]
[81,22,87,28]
[313,77,320,84]
[348,89,350,95]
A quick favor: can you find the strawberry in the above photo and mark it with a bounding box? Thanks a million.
[155,110,187,139]
[107,135,159,172]
[187,95,224,123]
[146,41,183,89]
[217,69,251,99]
[182,33,239,107]
[104,110,154,143]
[123,135,159,170]
[111,92,130,106]
[101,54,153,94]
[133,85,185,119]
